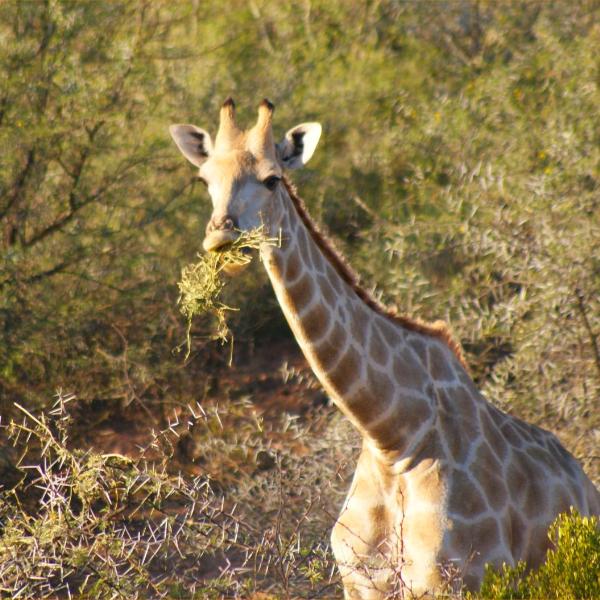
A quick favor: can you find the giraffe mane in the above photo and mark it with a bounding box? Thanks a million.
[282,176,468,369]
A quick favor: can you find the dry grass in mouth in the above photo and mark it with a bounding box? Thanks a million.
[177,227,278,359]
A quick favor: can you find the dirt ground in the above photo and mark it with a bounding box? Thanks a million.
[74,339,327,459]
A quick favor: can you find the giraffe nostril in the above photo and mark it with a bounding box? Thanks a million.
[203,214,240,252]
[208,215,237,232]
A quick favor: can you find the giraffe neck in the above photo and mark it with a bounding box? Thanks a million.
[260,180,442,457]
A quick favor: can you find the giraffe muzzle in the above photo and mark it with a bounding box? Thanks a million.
[203,215,239,252]
[202,229,239,252]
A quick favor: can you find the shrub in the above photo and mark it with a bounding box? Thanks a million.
[0,390,353,598]
[476,509,600,600]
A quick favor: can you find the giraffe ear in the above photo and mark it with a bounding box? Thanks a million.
[277,122,322,170]
[169,124,213,167]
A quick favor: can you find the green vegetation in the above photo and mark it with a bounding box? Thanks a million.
[1,391,349,598]
[1,0,599,597]
[178,227,277,355]
[475,510,600,599]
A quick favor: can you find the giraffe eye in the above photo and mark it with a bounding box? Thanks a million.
[262,176,281,191]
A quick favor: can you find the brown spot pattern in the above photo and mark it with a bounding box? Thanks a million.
[336,304,348,325]
[513,419,535,443]
[326,264,343,293]
[404,397,434,431]
[506,462,528,502]
[303,303,330,340]
[285,250,303,283]
[526,524,552,567]
[405,428,442,470]
[369,398,432,451]
[476,441,503,473]
[366,364,394,403]
[486,404,507,428]
[314,322,347,371]
[523,470,547,519]
[445,385,477,421]
[470,517,500,557]
[508,506,526,559]
[393,349,427,389]
[436,387,452,412]
[429,345,455,381]
[547,437,577,477]
[439,408,470,464]
[528,425,547,446]
[308,234,323,272]
[369,327,388,366]
[501,422,524,448]
[479,409,508,460]
[318,274,337,307]
[349,301,369,347]
[471,443,507,511]
[571,476,585,508]
[449,517,499,560]
[409,337,428,366]
[288,273,314,310]
[346,386,390,428]
[376,319,399,348]
[458,370,482,399]
[328,346,361,396]
[448,469,487,516]
[550,484,574,516]
[509,450,548,518]
[438,388,480,460]
[296,226,309,256]
[528,447,560,476]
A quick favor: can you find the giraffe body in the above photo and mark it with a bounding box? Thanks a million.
[170,99,600,599]
[262,181,600,596]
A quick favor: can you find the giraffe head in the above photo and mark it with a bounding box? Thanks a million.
[170,98,321,267]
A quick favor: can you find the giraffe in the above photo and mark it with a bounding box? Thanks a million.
[170,99,600,598]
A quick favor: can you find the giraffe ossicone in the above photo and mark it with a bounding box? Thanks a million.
[170,99,600,599]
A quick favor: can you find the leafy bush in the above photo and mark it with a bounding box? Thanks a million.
[476,510,600,600]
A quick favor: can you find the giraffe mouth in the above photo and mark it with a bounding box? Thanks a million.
[222,246,254,275]
[202,230,239,253]
[203,232,254,277]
